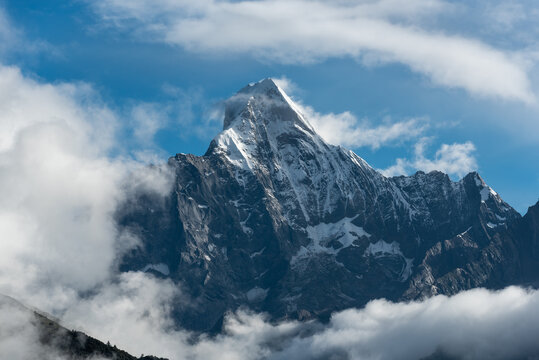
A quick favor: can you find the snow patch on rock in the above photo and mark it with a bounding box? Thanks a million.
[291,217,370,265]
[141,263,170,276]
[365,240,402,257]
[364,240,414,281]
[474,173,498,202]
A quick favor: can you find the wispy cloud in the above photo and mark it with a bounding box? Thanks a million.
[0,7,57,61]
[381,138,477,178]
[160,84,223,141]
[274,77,429,150]
[308,111,429,150]
[130,102,169,145]
[473,1,539,43]
[91,0,535,103]
[124,84,224,159]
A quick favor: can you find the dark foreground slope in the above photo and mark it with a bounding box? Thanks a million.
[0,294,167,360]
[118,79,538,332]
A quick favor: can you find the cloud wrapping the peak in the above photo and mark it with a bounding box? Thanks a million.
[12,285,539,360]
[92,0,535,103]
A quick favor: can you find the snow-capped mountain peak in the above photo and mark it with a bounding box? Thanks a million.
[120,79,527,333]
[210,78,322,172]
[223,78,312,130]
[206,80,396,229]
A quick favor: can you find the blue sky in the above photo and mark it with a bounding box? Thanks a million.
[1,0,538,213]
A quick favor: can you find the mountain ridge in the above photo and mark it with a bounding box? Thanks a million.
[0,294,167,360]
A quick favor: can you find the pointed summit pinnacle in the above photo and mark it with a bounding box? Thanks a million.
[209,78,322,171]
[239,78,282,96]
[222,78,313,133]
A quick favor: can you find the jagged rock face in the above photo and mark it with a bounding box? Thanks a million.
[118,79,527,332]
[517,202,539,283]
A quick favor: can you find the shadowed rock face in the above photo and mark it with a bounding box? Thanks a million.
[117,79,537,332]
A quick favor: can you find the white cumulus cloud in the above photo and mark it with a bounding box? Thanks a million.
[0,64,173,314]
[381,138,477,178]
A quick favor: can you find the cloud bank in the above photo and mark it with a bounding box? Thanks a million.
[92,0,535,103]
[268,286,539,360]
[8,284,539,360]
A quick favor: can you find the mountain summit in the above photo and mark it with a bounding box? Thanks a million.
[210,78,318,173]
[119,80,534,332]
[221,78,312,130]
